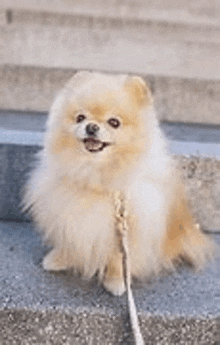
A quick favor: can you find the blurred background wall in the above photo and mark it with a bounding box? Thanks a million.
[1,0,220,125]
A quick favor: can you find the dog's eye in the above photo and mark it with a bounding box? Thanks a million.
[107,118,120,129]
[76,114,86,123]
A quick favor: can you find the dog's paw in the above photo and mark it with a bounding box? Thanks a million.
[103,277,126,296]
[42,249,69,271]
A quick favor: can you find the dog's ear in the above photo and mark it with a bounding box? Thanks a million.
[124,76,153,107]
[66,70,92,90]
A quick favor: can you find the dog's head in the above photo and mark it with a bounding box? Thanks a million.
[46,72,153,181]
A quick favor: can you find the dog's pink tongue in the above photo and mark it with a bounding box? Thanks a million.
[84,138,103,152]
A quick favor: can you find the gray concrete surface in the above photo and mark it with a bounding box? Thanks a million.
[0,110,47,132]
[0,143,39,222]
[2,0,220,23]
[1,8,220,80]
[174,156,220,232]
[1,4,220,125]
[0,220,219,344]
[1,65,220,125]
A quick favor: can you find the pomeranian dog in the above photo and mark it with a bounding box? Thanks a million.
[22,71,213,296]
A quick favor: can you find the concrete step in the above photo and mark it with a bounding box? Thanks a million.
[0,6,220,124]
[1,110,220,232]
[0,220,219,344]
[2,0,220,24]
[1,65,220,126]
[2,8,220,79]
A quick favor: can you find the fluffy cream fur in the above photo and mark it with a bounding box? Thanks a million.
[22,71,213,296]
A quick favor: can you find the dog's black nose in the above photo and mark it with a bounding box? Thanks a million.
[86,123,99,136]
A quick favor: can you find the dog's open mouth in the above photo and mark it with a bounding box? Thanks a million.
[83,138,110,153]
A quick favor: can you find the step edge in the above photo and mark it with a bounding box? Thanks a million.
[1,127,220,159]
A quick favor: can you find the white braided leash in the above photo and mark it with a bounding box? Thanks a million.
[114,191,145,345]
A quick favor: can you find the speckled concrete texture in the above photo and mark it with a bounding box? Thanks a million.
[0,221,219,344]
[176,156,220,231]
[0,310,219,344]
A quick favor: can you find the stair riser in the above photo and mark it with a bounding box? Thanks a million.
[2,0,220,21]
[1,10,220,80]
[0,142,220,231]
[1,65,220,125]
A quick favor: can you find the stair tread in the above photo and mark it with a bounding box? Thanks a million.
[0,220,219,317]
